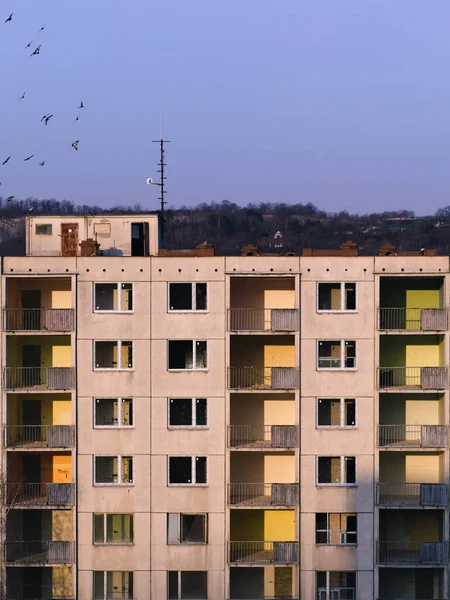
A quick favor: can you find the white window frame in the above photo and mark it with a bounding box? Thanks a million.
[167,340,208,371]
[93,340,134,371]
[316,456,357,487]
[94,455,134,486]
[93,282,134,313]
[93,571,133,600]
[315,513,357,546]
[167,571,208,600]
[316,340,357,370]
[167,513,208,545]
[93,398,134,429]
[168,398,208,429]
[93,513,134,545]
[167,456,208,487]
[316,398,357,429]
[317,282,357,313]
[316,571,357,600]
[168,282,208,312]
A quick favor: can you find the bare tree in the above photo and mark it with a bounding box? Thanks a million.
[0,471,23,600]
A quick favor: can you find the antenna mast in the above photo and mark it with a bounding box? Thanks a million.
[152,137,171,243]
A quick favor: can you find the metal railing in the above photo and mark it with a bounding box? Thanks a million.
[3,367,75,390]
[378,424,449,447]
[377,541,449,564]
[317,590,355,600]
[228,541,298,564]
[3,308,75,332]
[5,541,75,564]
[230,598,299,600]
[376,483,448,507]
[228,425,298,448]
[4,425,75,448]
[6,483,75,507]
[228,367,299,390]
[378,366,448,389]
[379,307,447,331]
[228,309,299,332]
[228,483,299,506]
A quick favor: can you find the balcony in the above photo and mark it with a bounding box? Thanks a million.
[378,425,449,448]
[379,308,447,331]
[228,425,298,448]
[7,483,75,507]
[5,541,74,565]
[6,566,74,600]
[4,425,75,449]
[377,541,449,565]
[378,367,448,390]
[228,483,299,506]
[377,483,448,507]
[4,308,75,332]
[228,309,299,332]
[3,367,75,390]
[229,367,299,390]
[378,566,444,600]
[229,565,297,599]
[228,541,299,564]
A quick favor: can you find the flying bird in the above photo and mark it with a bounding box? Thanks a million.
[25,41,33,49]
[30,45,41,57]
[4,13,13,24]
[24,155,34,161]
[72,140,79,151]
[2,156,11,165]
[7,196,14,202]
[41,113,50,122]
[43,114,53,126]
[39,24,46,32]
[74,115,80,123]
[78,101,84,109]
[39,160,45,166]
[19,92,25,101]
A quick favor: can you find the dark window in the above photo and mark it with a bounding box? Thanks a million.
[95,341,133,369]
[35,224,52,235]
[315,513,357,545]
[93,514,134,544]
[318,341,341,368]
[345,283,356,310]
[195,283,207,310]
[169,283,208,311]
[345,457,356,484]
[169,398,207,427]
[168,571,179,599]
[318,282,357,311]
[95,398,133,427]
[95,283,133,312]
[93,571,133,600]
[181,571,207,599]
[317,398,356,428]
[196,399,207,426]
[195,457,207,484]
[316,571,356,599]
[168,457,207,485]
[168,341,207,370]
[345,399,356,426]
[318,457,356,485]
[167,514,208,544]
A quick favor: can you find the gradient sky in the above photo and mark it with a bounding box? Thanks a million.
[1,0,450,214]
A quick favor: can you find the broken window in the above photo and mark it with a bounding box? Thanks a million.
[93,571,133,600]
[317,398,356,427]
[94,341,133,369]
[168,398,207,427]
[168,456,207,486]
[35,224,52,235]
[317,340,356,369]
[94,283,133,312]
[316,571,356,600]
[317,282,356,311]
[167,513,208,544]
[94,514,134,544]
[169,283,207,311]
[168,341,207,370]
[316,513,357,545]
[317,456,356,486]
[94,456,133,485]
[167,571,207,600]
[94,398,133,427]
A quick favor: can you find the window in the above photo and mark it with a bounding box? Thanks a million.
[317,456,356,486]
[167,514,208,544]
[35,224,52,235]
[316,571,356,600]
[93,514,134,544]
[168,398,207,428]
[316,514,357,545]
[94,341,133,369]
[169,283,207,311]
[94,398,133,427]
[94,456,133,485]
[94,571,133,600]
[317,340,356,369]
[168,341,207,370]
[94,283,133,312]
[168,571,207,600]
[168,456,207,486]
[317,399,356,428]
[317,283,356,312]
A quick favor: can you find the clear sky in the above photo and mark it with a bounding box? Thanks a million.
[1,0,450,214]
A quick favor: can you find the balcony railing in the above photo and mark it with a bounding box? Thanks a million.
[317,590,355,600]
[3,308,74,332]
[4,425,75,448]
[379,308,447,331]
[378,425,449,448]
[376,483,448,507]
[6,483,75,507]
[228,541,299,564]
[230,598,299,600]
[5,541,75,564]
[377,541,449,564]
[378,367,448,389]
[228,425,298,448]
[228,367,299,390]
[228,483,299,506]
[3,367,75,390]
[228,309,299,332]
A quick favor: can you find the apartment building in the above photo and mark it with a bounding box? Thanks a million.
[0,215,449,600]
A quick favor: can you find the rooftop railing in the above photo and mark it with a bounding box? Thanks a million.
[378,366,448,389]
[376,483,448,507]
[228,367,299,390]
[379,308,447,331]
[228,541,298,564]
[5,541,75,564]
[228,483,299,506]
[228,425,298,448]
[378,425,449,448]
[377,541,449,565]
[3,367,75,390]
[4,425,75,448]
[4,308,74,332]
[228,309,299,332]
[6,483,75,507]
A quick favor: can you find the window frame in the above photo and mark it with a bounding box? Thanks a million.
[167,456,208,487]
[94,397,134,429]
[93,513,134,545]
[167,282,208,313]
[93,571,133,600]
[316,340,357,370]
[167,340,208,371]
[94,455,134,487]
[93,282,134,313]
[316,456,357,487]
[315,513,357,546]
[316,398,357,429]
[167,513,208,545]
[93,340,134,371]
[35,223,53,235]
[316,570,357,600]
[168,398,208,429]
[167,571,208,600]
[317,282,357,313]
